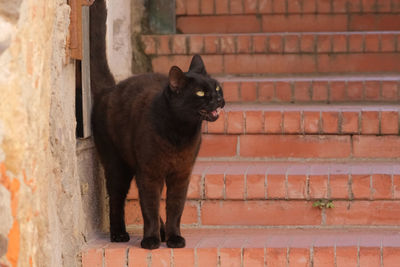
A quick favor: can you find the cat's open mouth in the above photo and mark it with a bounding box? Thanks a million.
[199,107,223,122]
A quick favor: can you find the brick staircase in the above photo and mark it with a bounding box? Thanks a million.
[82,0,400,266]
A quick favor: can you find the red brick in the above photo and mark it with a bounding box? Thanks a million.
[244,0,258,13]
[265,111,283,133]
[177,15,261,33]
[322,112,339,133]
[266,248,287,267]
[312,81,329,101]
[275,82,292,102]
[362,0,378,12]
[247,174,266,199]
[393,175,400,199]
[284,35,300,53]
[288,248,310,267]
[243,248,264,267]
[372,174,392,199]
[240,135,351,158]
[82,249,103,267]
[230,0,243,14]
[128,248,149,267]
[253,35,267,53]
[225,174,245,199]
[317,35,332,53]
[268,35,283,53]
[381,34,396,52]
[220,35,235,53]
[330,81,346,102]
[332,34,348,52]
[329,174,350,199]
[353,136,400,158]
[152,55,223,75]
[227,111,244,134]
[241,82,257,101]
[383,247,400,267]
[287,175,307,199]
[173,248,195,267]
[258,82,274,101]
[376,0,391,12]
[336,247,358,267]
[304,111,320,133]
[348,34,364,52]
[381,111,399,134]
[207,111,225,133]
[157,35,171,55]
[189,35,204,54]
[237,35,251,53]
[361,111,379,134]
[309,175,328,199]
[186,0,200,14]
[381,81,399,101]
[364,34,380,52]
[262,14,348,32]
[105,246,126,267]
[172,35,187,54]
[272,0,286,13]
[267,174,286,199]
[294,82,311,101]
[313,247,335,267]
[201,0,214,14]
[215,0,229,14]
[176,0,186,15]
[187,174,202,199]
[351,174,371,199]
[246,111,264,133]
[204,35,219,53]
[349,14,400,31]
[326,201,400,225]
[220,248,241,267]
[302,0,317,13]
[197,248,218,267]
[223,81,240,102]
[141,36,156,55]
[259,0,273,13]
[341,112,359,134]
[201,201,322,225]
[198,135,237,157]
[347,82,363,101]
[205,174,224,199]
[359,247,381,267]
[283,111,301,134]
[300,34,316,53]
[150,249,171,267]
[364,81,380,100]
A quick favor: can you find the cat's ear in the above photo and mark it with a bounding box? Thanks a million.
[169,66,186,92]
[188,54,207,75]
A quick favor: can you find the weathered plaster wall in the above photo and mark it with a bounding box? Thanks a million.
[0,0,102,266]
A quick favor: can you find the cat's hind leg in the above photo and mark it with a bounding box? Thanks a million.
[104,160,133,242]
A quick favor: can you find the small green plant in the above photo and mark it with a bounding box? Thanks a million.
[312,200,334,209]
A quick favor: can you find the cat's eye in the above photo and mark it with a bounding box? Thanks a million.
[196,90,205,97]
[216,86,221,92]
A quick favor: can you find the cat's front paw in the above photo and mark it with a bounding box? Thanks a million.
[110,231,130,242]
[167,235,185,248]
[141,236,161,250]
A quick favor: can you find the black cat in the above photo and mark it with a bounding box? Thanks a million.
[89,0,224,249]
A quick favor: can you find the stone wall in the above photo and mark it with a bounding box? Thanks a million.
[0,0,102,266]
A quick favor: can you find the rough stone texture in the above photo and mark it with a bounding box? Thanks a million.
[0,0,103,266]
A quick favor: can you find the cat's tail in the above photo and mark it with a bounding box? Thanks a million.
[89,0,116,98]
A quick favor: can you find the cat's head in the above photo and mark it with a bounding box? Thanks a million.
[167,55,225,122]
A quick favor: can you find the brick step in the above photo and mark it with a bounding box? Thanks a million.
[142,32,400,56]
[176,14,400,33]
[202,104,400,135]
[198,135,400,159]
[127,161,400,201]
[147,53,400,76]
[82,228,400,266]
[124,199,400,227]
[217,75,400,103]
[177,0,398,16]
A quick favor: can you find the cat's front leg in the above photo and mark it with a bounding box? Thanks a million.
[136,177,163,249]
[165,175,190,248]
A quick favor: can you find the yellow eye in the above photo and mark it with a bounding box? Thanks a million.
[196,90,205,97]
[216,86,221,91]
